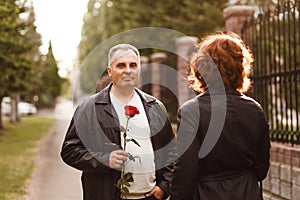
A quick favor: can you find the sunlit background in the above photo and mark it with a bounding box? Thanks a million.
[32,0,88,78]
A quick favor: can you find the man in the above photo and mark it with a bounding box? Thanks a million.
[61,44,175,200]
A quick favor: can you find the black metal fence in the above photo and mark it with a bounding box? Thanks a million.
[242,0,300,145]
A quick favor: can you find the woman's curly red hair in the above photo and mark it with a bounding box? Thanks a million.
[188,32,253,93]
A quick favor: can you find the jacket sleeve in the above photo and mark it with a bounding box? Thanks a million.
[170,100,200,200]
[151,101,176,199]
[157,117,176,199]
[254,114,270,181]
[60,117,114,174]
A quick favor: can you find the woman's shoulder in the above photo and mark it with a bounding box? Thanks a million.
[239,94,264,110]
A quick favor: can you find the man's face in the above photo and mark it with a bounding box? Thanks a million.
[107,50,140,89]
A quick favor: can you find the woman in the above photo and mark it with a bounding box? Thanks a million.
[171,32,270,200]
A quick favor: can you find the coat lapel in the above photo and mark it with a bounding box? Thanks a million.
[93,84,158,147]
[94,83,121,145]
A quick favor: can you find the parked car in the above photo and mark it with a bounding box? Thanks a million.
[18,101,37,115]
[1,97,37,116]
[1,97,11,115]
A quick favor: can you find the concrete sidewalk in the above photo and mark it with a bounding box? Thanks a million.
[26,100,82,200]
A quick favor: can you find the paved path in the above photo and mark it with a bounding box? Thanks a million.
[26,99,82,200]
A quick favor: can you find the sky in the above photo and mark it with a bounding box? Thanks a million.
[32,0,89,77]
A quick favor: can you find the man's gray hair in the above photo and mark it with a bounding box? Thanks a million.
[108,44,140,68]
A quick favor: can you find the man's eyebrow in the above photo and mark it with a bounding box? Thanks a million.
[115,60,138,64]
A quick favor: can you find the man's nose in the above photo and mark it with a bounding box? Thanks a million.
[124,65,132,73]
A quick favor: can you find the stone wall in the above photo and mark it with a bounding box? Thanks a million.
[263,143,300,200]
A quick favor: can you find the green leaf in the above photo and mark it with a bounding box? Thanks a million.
[120,125,126,132]
[124,172,134,182]
[123,180,131,187]
[127,153,141,164]
[131,138,141,147]
[116,179,122,188]
[104,143,122,149]
[128,153,135,162]
[114,183,120,189]
[121,187,129,198]
[129,154,142,164]
[126,138,141,147]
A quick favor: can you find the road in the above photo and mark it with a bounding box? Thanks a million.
[26,98,82,200]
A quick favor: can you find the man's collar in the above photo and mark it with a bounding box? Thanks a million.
[94,82,156,105]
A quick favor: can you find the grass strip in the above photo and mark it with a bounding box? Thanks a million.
[0,116,54,200]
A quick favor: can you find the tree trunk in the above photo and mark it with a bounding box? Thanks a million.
[0,97,4,129]
[0,103,4,130]
[16,94,20,122]
[10,94,20,123]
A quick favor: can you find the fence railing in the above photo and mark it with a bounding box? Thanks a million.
[242,0,300,145]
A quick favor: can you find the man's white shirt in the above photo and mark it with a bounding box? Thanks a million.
[110,91,156,198]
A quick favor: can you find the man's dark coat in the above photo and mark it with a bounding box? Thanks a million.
[61,84,175,200]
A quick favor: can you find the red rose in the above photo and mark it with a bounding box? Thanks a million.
[124,105,140,117]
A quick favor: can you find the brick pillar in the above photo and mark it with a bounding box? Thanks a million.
[176,36,198,105]
[151,53,167,99]
[139,56,149,88]
[224,5,256,98]
[223,5,255,37]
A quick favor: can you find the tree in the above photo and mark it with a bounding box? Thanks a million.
[0,0,43,124]
[23,4,43,100]
[37,42,65,107]
[78,0,228,94]
[0,0,41,127]
[0,0,27,97]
